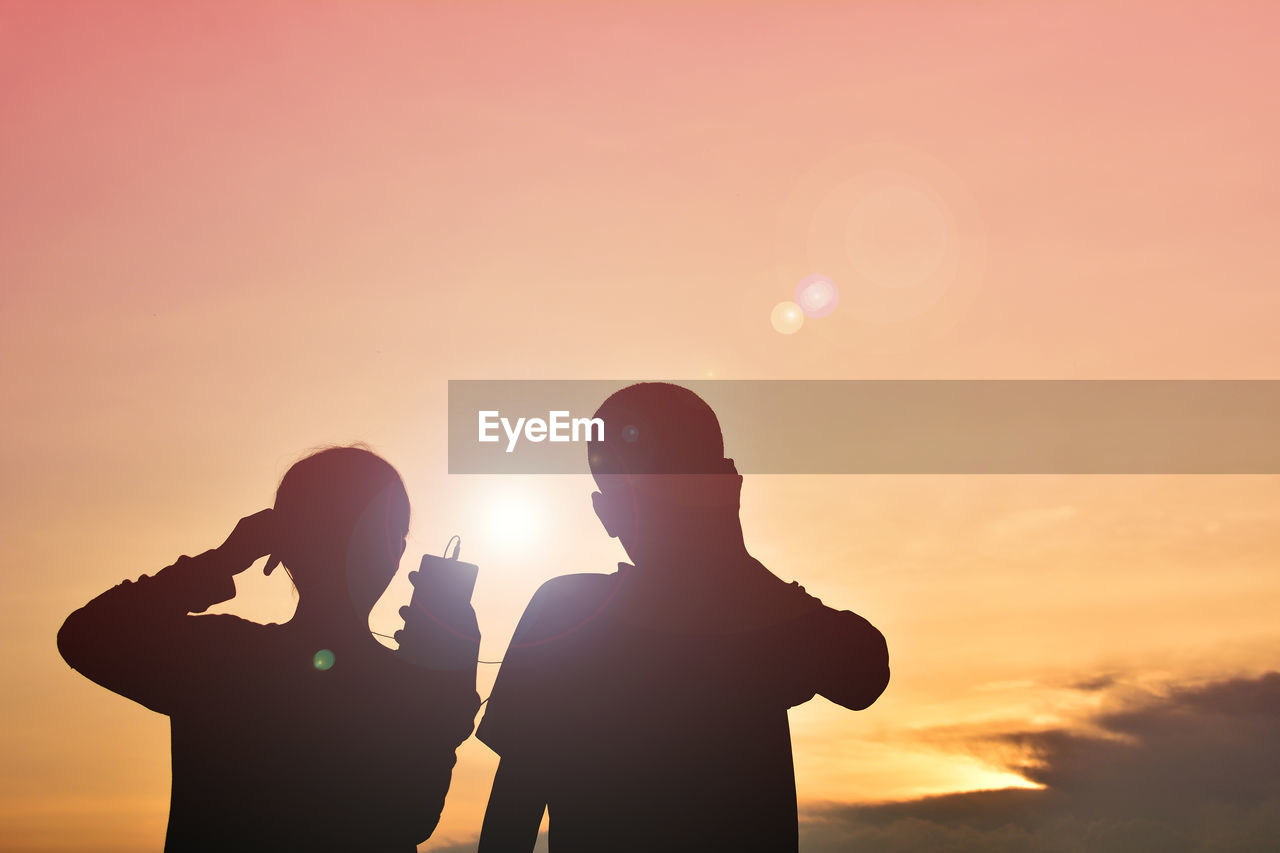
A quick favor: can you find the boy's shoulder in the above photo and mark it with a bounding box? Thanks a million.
[531,570,620,603]
[514,569,623,647]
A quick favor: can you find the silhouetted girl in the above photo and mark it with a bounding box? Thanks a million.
[59,446,479,852]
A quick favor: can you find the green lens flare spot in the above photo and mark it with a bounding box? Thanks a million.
[313,649,335,671]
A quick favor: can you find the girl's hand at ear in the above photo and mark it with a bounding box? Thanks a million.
[217,509,277,574]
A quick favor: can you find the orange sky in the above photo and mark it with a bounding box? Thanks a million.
[3,2,1279,850]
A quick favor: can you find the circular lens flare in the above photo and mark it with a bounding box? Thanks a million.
[794,275,840,318]
[845,186,951,290]
[770,301,805,334]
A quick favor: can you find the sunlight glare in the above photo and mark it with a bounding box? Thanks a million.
[482,486,543,549]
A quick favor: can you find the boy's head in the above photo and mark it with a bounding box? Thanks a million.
[587,383,741,564]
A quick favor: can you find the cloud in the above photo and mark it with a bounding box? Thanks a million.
[801,673,1280,853]
[1064,673,1117,692]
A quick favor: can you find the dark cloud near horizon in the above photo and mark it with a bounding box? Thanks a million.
[1065,672,1118,692]
[427,675,1279,852]
[801,672,1280,853]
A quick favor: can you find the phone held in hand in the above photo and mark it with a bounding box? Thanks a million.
[396,539,480,671]
[411,552,479,611]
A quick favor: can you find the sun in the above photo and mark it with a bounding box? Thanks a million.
[480,484,543,549]
[491,497,537,540]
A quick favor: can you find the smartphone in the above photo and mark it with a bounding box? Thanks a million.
[397,551,480,668]
[409,552,479,611]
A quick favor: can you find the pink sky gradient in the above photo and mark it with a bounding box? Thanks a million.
[3,2,1279,850]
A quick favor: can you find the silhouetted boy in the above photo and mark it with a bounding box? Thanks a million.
[476,383,889,851]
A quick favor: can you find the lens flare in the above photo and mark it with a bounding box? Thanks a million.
[794,275,840,318]
[313,649,335,671]
[845,185,951,290]
[770,301,804,334]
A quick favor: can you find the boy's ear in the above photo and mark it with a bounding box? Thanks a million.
[591,491,619,539]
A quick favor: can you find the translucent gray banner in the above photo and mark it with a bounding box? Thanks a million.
[447,381,1280,474]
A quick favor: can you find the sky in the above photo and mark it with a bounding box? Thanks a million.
[2,1,1279,850]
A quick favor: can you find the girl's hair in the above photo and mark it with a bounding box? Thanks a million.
[273,445,410,576]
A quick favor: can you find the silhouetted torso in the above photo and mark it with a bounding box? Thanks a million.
[59,551,479,852]
[478,562,887,852]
